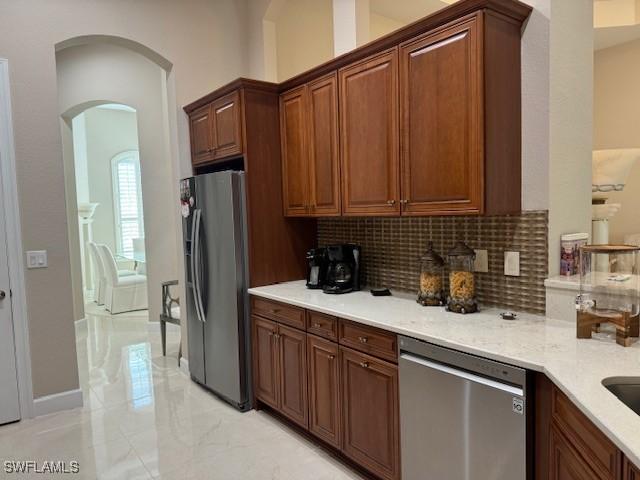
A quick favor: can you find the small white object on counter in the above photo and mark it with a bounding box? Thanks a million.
[249,280,640,468]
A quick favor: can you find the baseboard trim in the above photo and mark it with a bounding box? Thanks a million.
[179,357,189,376]
[33,388,83,417]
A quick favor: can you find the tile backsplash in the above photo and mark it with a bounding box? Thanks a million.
[317,211,548,314]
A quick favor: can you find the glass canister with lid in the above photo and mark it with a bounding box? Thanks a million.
[446,241,478,314]
[576,244,640,346]
[417,242,445,306]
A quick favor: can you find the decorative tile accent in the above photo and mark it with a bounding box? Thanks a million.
[318,211,548,314]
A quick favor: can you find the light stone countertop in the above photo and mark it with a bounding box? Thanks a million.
[248,280,640,467]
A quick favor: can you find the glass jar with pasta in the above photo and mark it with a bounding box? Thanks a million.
[446,241,478,314]
[417,242,444,306]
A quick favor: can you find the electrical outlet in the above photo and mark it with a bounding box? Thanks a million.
[26,250,47,269]
[504,251,520,277]
[474,249,488,273]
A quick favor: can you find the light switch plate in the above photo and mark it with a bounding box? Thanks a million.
[504,251,520,277]
[474,249,489,273]
[26,250,47,269]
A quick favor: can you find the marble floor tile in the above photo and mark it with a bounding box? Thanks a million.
[0,303,364,480]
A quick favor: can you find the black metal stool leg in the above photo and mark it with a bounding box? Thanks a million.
[160,319,167,357]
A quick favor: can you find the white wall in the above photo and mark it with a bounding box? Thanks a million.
[369,12,404,40]
[594,38,640,243]
[0,0,248,400]
[57,42,177,328]
[82,108,139,254]
[275,0,334,81]
[547,0,594,276]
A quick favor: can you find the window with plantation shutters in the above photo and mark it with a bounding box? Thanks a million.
[111,151,144,257]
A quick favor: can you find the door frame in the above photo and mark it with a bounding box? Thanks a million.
[0,58,34,419]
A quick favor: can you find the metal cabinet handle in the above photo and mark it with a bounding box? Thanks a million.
[386,200,396,205]
[328,355,335,360]
[313,323,322,328]
[271,308,280,314]
[360,361,369,368]
[400,199,409,204]
[358,336,368,344]
[0,290,5,300]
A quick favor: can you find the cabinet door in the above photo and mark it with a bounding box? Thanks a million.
[278,324,308,428]
[308,335,341,448]
[625,458,640,480]
[339,49,400,216]
[189,104,214,165]
[549,425,601,480]
[252,316,279,409]
[341,347,400,480]
[400,18,482,215]
[211,91,243,160]
[307,73,340,216]
[280,86,310,216]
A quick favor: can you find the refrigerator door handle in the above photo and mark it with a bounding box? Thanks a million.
[192,209,206,323]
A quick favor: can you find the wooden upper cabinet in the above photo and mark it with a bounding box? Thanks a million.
[307,74,340,216]
[339,49,400,216]
[252,315,279,409]
[400,17,482,215]
[278,324,308,428]
[280,86,310,216]
[280,73,340,217]
[211,91,243,160]
[341,347,400,480]
[189,105,214,165]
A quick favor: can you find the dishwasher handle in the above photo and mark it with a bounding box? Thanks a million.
[400,352,524,397]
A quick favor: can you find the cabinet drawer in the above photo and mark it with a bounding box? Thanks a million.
[551,386,621,480]
[251,296,305,330]
[307,310,338,341]
[339,320,397,363]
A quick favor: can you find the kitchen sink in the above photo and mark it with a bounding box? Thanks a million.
[602,377,640,416]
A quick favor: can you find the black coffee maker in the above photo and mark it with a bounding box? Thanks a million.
[306,248,328,289]
[323,244,361,294]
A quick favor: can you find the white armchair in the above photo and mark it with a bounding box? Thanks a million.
[97,244,148,314]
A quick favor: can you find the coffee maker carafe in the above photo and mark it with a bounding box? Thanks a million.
[323,244,361,294]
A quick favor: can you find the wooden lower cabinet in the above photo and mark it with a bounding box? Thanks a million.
[252,315,279,409]
[536,373,640,480]
[308,335,341,448]
[252,316,308,429]
[341,347,400,480]
[252,308,400,480]
[278,325,308,428]
[549,425,601,480]
[625,458,640,480]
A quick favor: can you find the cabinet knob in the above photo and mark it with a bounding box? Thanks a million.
[360,361,369,369]
[358,336,368,344]
[313,323,322,328]
[328,355,335,360]
[386,200,396,205]
[400,199,409,204]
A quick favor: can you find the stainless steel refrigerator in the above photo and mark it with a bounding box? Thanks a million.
[180,170,251,411]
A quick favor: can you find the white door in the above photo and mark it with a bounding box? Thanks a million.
[0,167,20,425]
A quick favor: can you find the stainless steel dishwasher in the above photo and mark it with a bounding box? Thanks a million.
[399,336,529,480]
